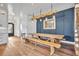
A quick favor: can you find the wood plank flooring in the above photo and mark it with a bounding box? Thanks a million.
[0,37,76,56]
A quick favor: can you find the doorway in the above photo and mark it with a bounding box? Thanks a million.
[8,23,14,36]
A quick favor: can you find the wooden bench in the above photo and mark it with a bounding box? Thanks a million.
[26,37,61,55]
[31,33,64,43]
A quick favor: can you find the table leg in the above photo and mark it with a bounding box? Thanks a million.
[50,46,55,55]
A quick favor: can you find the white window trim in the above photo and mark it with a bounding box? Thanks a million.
[43,16,56,29]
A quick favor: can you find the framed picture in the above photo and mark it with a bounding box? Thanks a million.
[43,16,56,29]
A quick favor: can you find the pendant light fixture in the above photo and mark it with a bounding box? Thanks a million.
[40,9,42,22]
[51,3,53,12]
[32,12,35,23]
[51,3,55,20]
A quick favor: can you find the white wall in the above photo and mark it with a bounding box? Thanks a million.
[0,4,8,44]
[0,14,8,44]
[14,16,21,36]
[27,16,37,34]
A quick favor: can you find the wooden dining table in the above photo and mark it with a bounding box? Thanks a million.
[31,33,64,43]
[26,33,64,55]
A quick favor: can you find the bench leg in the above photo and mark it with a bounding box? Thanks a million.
[50,47,55,55]
[34,42,37,49]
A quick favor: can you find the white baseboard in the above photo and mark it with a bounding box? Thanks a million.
[60,40,75,45]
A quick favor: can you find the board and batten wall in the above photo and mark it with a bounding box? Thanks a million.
[0,4,8,44]
[37,8,74,42]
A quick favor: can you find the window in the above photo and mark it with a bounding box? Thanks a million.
[43,16,56,29]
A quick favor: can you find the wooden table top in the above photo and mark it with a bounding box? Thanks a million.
[31,33,64,39]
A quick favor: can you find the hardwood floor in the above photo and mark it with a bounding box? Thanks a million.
[0,37,76,56]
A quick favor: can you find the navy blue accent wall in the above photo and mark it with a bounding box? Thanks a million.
[37,8,74,42]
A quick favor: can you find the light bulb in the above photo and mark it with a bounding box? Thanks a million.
[40,19,42,21]
[45,18,48,21]
[53,15,55,20]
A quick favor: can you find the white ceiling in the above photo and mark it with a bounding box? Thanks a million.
[0,3,75,21]
[8,3,75,17]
